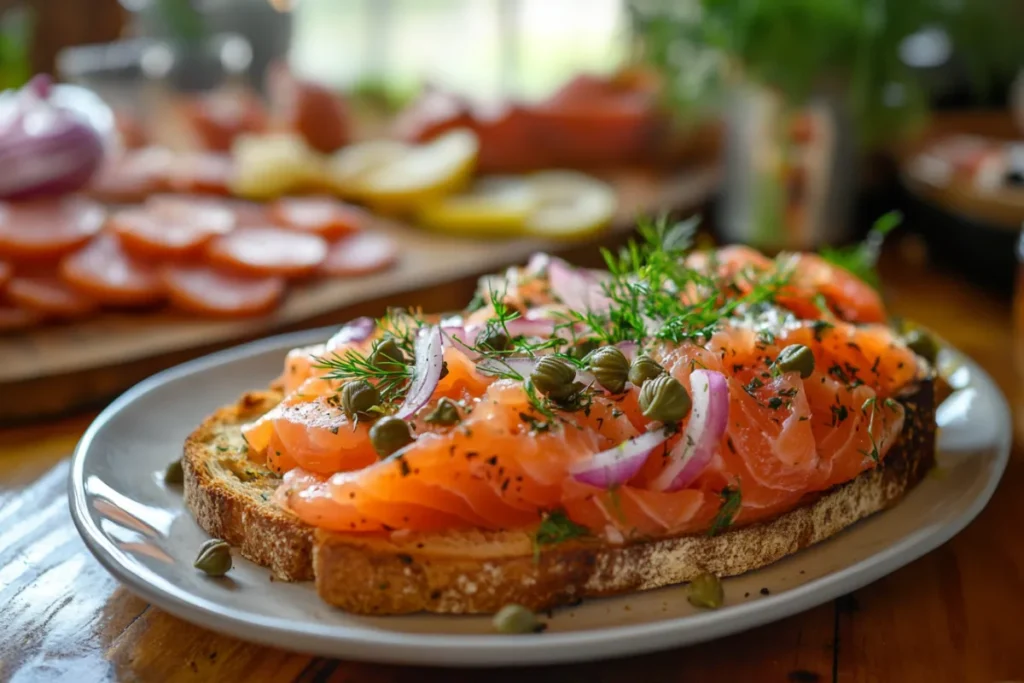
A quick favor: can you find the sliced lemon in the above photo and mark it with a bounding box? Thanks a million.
[360,128,479,213]
[523,170,618,240]
[230,133,325,200]
[417,176,536,237]
[327,139,410,199]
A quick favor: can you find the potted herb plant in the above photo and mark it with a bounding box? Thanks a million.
[630,0,1020,250]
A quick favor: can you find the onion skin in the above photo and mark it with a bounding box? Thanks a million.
[0,75,109,199]
[651,369,730,492]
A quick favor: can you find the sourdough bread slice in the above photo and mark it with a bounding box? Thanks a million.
[183,390,314,581]
[183,378,935,614]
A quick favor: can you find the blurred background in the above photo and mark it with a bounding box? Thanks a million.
[1,0,1023,419]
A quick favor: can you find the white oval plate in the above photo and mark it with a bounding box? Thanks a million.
[69,327,1011,667]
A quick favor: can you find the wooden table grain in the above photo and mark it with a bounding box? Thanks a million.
[2,239,1022,683]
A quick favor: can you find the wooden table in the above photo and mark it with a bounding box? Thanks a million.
[2,238,1022,682]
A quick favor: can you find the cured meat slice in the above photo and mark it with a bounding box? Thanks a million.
[165,152,234,195]
[88,147,173,203]
[60,233,165,306]
[0,259,10,289]
[319,232,398,276]
[0,197,105,260]
[206,226,327,277]
[0,297,43,331]
[111,195,235,258]
[162,264,284,316]
[269,197,365,238]
[6,272,98,317]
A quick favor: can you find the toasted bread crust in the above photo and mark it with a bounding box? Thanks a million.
[183,390,314,581]
[184,378,935,614]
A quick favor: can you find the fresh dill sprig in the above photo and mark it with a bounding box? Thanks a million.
[313,341,412,405]
[819,211,902,289]
[555,214,792,346]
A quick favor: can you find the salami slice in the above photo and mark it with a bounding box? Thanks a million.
[111,196,236,259]
[165,152,234,195]
[60,233,165,306]
[88,147,173,203]
[319,232,398,276]
[0,259,11,290]
[6,272,98,318]
[206,226,327,277]
[269,197,366,238]
[162,264,285,317]
[0,298,43,332]
[0,196,105,261]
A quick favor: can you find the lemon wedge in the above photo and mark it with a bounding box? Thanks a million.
[359,129,479,213]
[417,176,536,237]
[523,171,617,239]
[230,133,325,200]
[328,139,410,200]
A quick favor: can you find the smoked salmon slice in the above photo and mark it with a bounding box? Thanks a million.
[238,230,926,542]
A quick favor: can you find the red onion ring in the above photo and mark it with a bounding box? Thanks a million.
[395,325,444,419]
[569,428,671,488]
[325,316,375,350]
[651,369,730,492]
[548,257,612,314]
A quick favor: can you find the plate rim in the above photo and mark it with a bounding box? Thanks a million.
[68,326,1013,667]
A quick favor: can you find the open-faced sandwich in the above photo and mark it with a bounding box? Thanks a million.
[182,217,937,615]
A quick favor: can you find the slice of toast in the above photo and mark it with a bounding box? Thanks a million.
[183,378,935,614]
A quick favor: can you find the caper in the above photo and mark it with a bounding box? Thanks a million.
[370,416,414,457]
[638,373,691,423]
[163,458,184,485]
[571,338,600,361]
[530,356,578,400]
[369,338,406,373]
[341,379,381,420]
[588,346,629,394]
[194,538,232,577]
[774,344,815,379]
[424,397,461,425]
[687,571,723,609]
[476,327,511,352]
[492,603,543,634]
[903,329,939,364]
[628,354,664,387]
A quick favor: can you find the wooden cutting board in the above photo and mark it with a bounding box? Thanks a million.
[0,166,719,422]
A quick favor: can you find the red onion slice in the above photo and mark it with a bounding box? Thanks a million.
[548,257,612,314]
[395,325,444,419]
[325,316,375,350]
[569,428,671,488]
[476,356,537,380]
[651,369,730,492]
[505,317,559,338]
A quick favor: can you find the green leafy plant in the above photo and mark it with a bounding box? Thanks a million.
[630,0,1020,144]
[0,6,33,91]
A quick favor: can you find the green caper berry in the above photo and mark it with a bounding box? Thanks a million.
[194,538,232,577]
[424,397,461,425]
[530,356,578,400]
[903,329,939,364]
[476,327,511,352]
[370,416,414,457]
[571,338,600,361]
[774,344,815,379]
[341,379,381,419]
[638,373,691,423]
[492,603,542,634]
[687,571,723,609]
[588,346,629,394]
[163,458,184,485]
[628,354,664,387]
[369,338,406,373]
